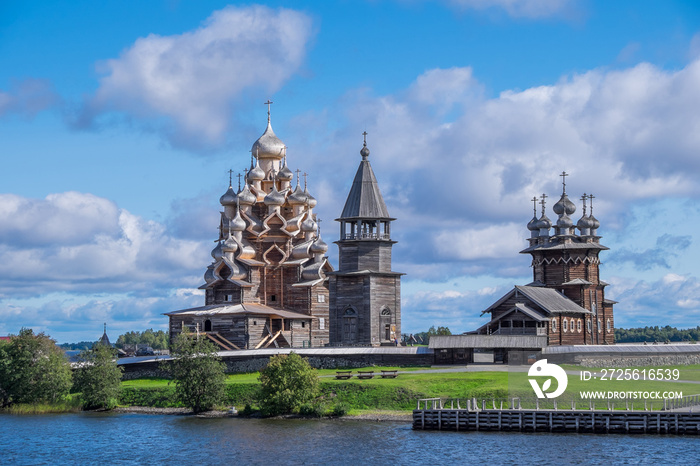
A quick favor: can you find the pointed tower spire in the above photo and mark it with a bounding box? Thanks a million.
[338,133,391,220]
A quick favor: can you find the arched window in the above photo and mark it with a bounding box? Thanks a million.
[606,319,611,333]
[380,307,391,316]
[204,319,212,332]
[551,318,557,332]
[587,319,592,332]
[563,319,568,332]
[597,319,602,333]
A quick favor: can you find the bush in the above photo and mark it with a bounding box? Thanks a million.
[169,331,226,413]
[73,345,123,410]
[0,329,72,407]
[331,402,349,417]
[258,352,319,416]
[299,401,326,417]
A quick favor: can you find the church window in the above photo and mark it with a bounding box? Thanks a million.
[204,319,212,332]
[571,318,576,332]
[344,307,357,316]
[562,319,568,332]
[319,317,325,330]
[606,319,611,333]
[318,294,325,303]
[551,319,557,332]
[597,319,602,333]
[577,319,581,333]
[587,319,592,332]
[381,307,391,316]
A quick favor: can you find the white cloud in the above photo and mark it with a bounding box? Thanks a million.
[0,192,208,295]
[76,5,313,149]
[434,223,524,260]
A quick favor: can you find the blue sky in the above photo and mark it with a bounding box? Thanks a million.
[1,0,700,343]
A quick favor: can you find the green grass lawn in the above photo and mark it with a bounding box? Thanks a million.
[118,365,700,413]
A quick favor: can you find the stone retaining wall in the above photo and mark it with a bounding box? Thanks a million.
[120,351,433,380]
[578,354,700,368]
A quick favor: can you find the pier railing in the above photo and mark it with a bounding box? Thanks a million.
[417,395,700,413]
[663,393,700,411]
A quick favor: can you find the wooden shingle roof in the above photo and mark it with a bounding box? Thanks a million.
[338,160,392,220]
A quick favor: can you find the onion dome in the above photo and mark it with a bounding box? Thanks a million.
[264,183,285,207]
[278,156,293,181]
[360,143,370,160]
[577,214,594,232]
[588,213,600,231]
[301,214,317,233]
[288,183,307,205]
[229,206,246,232]
[310,235,328,254]
[204,265,216,284]
[553,194,576,216]
[220,185,237,206]
[527,215,539,232]
[247,156,265,182]
[557,213,574,230]
[304,187,317,209]
[536,214,552,230]
[211,241,223,260]
[251,120,285,160]
[222,234,238,253]
[237,183,256,206]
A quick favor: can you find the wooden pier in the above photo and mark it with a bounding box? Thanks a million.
[413,398,700,435]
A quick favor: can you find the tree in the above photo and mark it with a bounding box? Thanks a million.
[73,344,124,410]
[0,328,72,406]
[258,352,319,416]
[168,331,226,413]
[116,329,169,350]
[414,325,452,345]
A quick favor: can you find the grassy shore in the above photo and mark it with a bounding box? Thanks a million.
[121,364,700,414]
[0,397,82,414]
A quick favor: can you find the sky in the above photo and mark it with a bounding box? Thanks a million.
[1,0,700,343]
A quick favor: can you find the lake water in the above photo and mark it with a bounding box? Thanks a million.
[1,413,698,465]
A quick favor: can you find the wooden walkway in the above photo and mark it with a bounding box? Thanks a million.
[413,399,700,435]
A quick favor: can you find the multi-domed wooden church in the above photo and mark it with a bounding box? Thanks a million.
[477,173,615,345]
[166,105,401,349]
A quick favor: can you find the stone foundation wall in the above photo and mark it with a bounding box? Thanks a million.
[120,351,432,380]
[578,353,700,368]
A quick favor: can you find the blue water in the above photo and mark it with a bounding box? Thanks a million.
[0,413,698,465]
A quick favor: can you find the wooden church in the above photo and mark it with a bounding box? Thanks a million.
[477,173,616,345]
[166,105,333,349]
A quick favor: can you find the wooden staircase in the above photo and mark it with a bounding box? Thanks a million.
[205,332,240,351]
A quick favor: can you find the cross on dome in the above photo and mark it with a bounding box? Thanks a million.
[560,171,569,194]
[265,99,273,123]
[539,193,548,215]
